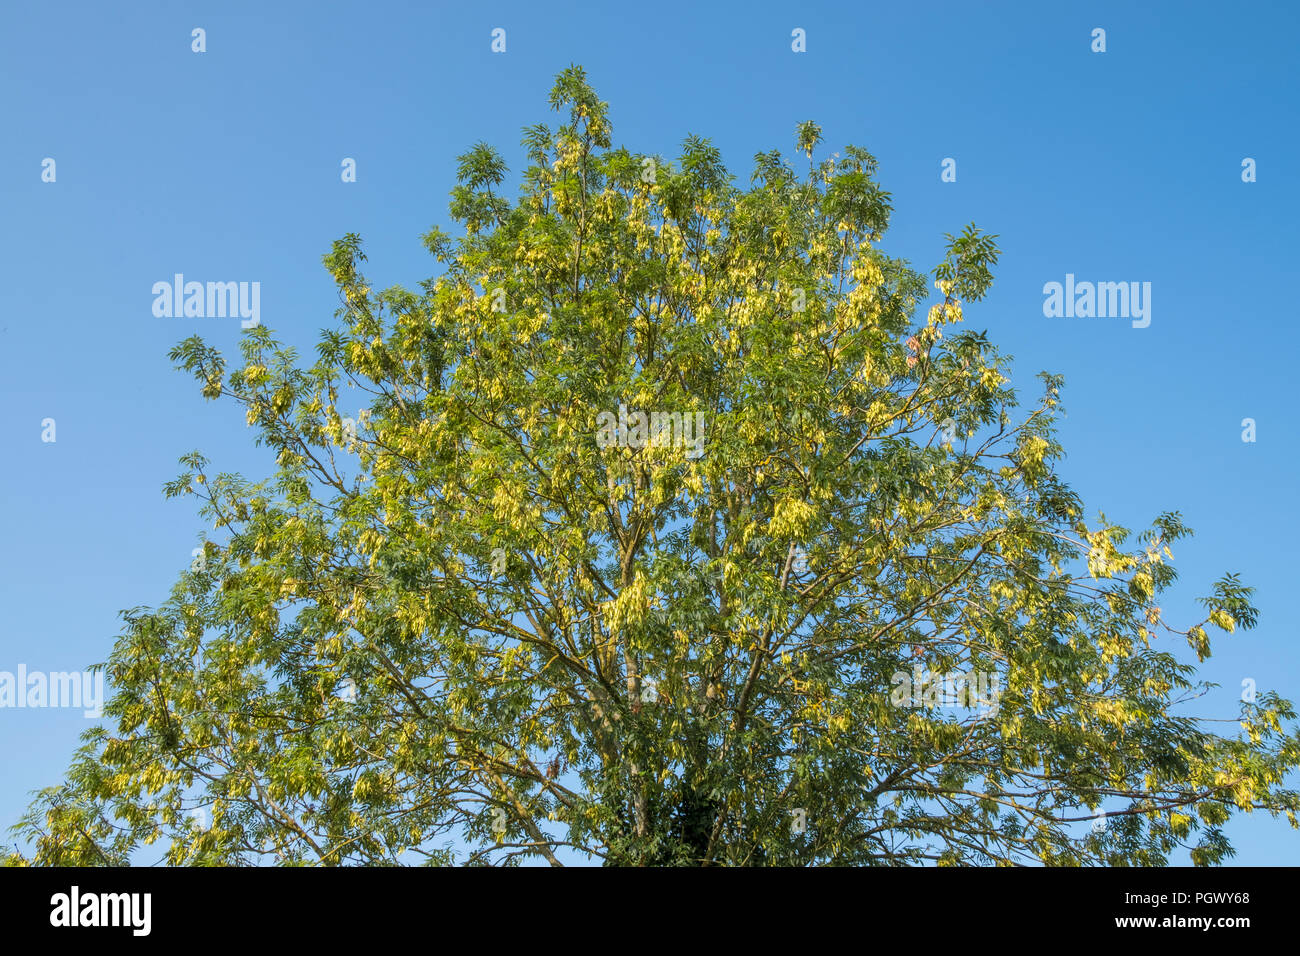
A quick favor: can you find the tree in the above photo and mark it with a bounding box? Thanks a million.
[9,66,1299,867]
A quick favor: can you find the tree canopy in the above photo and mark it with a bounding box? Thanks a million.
[9,66,1299,867]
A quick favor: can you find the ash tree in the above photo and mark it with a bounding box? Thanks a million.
[10,66,1299,867]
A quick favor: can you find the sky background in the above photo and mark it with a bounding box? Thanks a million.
[2,0,1297,864]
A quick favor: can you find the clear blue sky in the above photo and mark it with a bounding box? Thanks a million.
[2,0,1297,864]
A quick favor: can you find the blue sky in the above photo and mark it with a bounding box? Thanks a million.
[1,0,1297,864]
